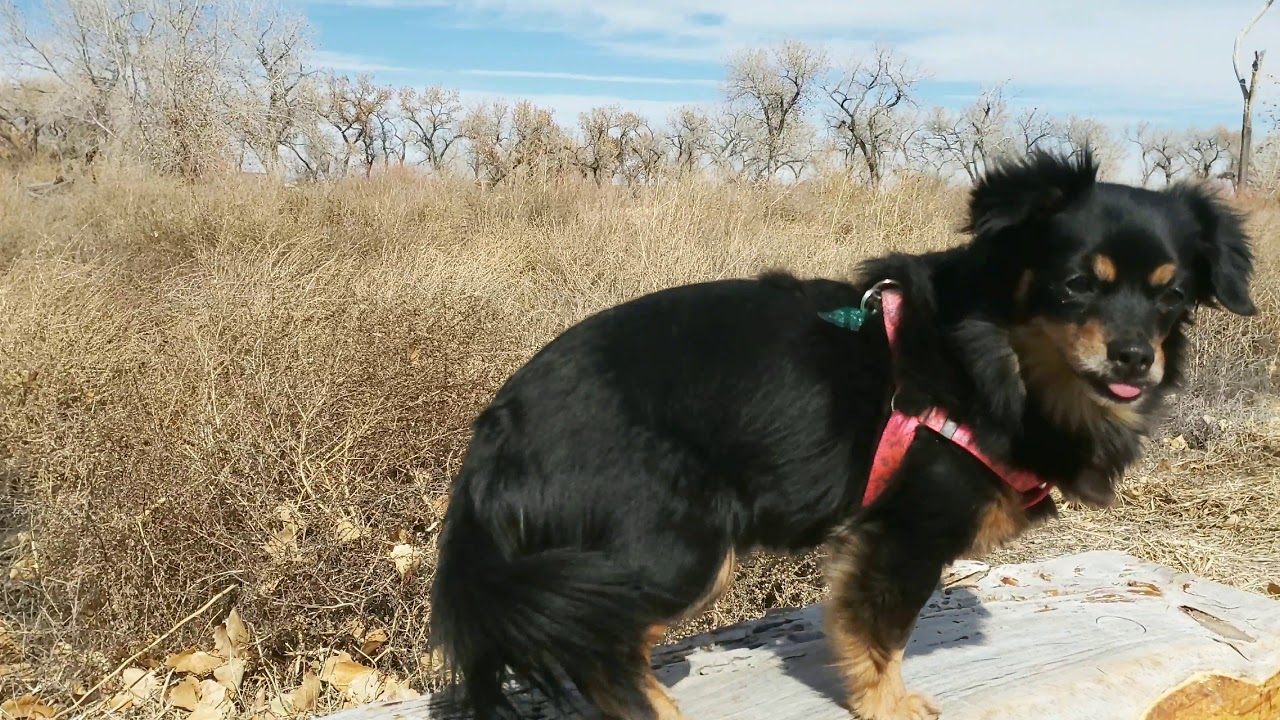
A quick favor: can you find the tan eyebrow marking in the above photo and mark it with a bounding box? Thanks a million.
[1092,254,1117,283]
[1148,262,1177,287]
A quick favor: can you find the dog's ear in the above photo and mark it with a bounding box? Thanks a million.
[1167,183,1257,316]
[964,149,1099,238]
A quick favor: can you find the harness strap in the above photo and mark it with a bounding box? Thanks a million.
[862,288,1053,510]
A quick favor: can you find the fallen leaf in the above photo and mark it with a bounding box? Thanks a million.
[213,626,233,660]
[377,677,420,702]
[360,628,389,656]
[7,553,37,583]
[169,677,201,711]
[291,672,321,712]
[320,651,375,690]
[1267,582,1280,597]
[264,525,300,562]
[224,609,249,653]
[346,670,383,705]
[334,519,364,544]
[390,544,421,578]
[0,663,32,681]
[108,667,159,711]
[190,679,231,720]
[1,696,55,719]
[214,657,246,692]
[1000,576,1020,586]
[166,650,223,675]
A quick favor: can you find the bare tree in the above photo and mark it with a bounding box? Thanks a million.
[1181,127,1237,180]
[226,1,314,176]
[1013,107,1059,154]
[399,85,461,173]
[824,45,921,187]
[708,107,753,179]
[576,104,629,185]
[372,104,407,167]
[723,40,828,181]
[619,119,666,187]
[321,72,392,177]
[508,100,573,180]
[1129,122,1186,186]
[1232,0,1274,190]
[665,106,712,176]
[460,100,509,185]
[917,84,1012,182]
[459,99,571,185]
[1,0,130,162]
[2,0,320,176]
[1059,116,1124,179]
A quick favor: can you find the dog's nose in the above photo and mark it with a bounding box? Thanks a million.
[1107,341,1154,376]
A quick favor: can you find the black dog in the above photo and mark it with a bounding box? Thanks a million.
[427,151,1257,720]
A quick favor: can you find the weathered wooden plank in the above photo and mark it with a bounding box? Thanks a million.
[320,551,1280,719]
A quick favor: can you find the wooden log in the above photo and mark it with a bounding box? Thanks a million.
[319,551,1280,719]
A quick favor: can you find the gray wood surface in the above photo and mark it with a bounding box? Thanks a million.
[318,550,1280,719]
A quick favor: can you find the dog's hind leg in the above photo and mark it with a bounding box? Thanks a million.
[582,624,688,720]
[823,523,944,720]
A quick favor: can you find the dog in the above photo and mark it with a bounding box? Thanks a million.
[426,150,1257,720]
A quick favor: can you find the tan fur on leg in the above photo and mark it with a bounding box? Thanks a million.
[585,624,688,720]
[824,603,939,720]
[825,532,940,720]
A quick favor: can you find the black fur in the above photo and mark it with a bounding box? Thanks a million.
[427,150,1257,719]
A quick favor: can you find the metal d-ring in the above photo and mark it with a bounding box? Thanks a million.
[859,278,900,314]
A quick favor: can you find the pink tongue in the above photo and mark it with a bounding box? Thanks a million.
[1108,383,1142,399]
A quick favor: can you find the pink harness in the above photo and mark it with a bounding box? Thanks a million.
[862,288,1054,510]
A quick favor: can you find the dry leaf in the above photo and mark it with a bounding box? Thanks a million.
[1267,582,1280,597]
[360,628,389,656]
[390,544,421,578]
[1,696,55,719]
[334,518,365,544]
[264,525,300,562]
[319,652,374,690]
[168,677,201,711]
[189,679,231,720]
[7,554,36,583]
[0,663,32,681]
[214,657,246,692]
[224,609,249,652]
[109,667,159,711]
[346,670,382,705]
[214,608,249,662]
[291,672,321,713]
[377,677,420,702]
[166,650,223,675]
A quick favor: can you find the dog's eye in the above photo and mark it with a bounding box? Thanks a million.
[1160,286,1186,307]
[1063,275,1095,295]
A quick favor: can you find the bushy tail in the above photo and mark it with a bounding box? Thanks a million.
[426,493,664,719]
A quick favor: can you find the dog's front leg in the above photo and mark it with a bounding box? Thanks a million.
[823,518,945,720]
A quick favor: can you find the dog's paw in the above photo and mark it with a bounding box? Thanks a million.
[851,690,940,720]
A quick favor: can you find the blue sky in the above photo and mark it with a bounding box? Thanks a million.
[301,0,1280,132]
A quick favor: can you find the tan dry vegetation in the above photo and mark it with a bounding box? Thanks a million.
[0,166,1277,716]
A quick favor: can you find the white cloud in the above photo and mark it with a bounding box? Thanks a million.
[310,50,414,73]
[459,69,718,86]
[327,0,1279,117]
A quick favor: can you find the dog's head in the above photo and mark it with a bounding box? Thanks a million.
[965,150,1256,475]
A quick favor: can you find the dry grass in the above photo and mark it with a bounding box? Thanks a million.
[0,164,1276,717]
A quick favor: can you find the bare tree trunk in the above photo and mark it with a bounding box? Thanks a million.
[1238,51,1265,189]
[1233,0,1274,191]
